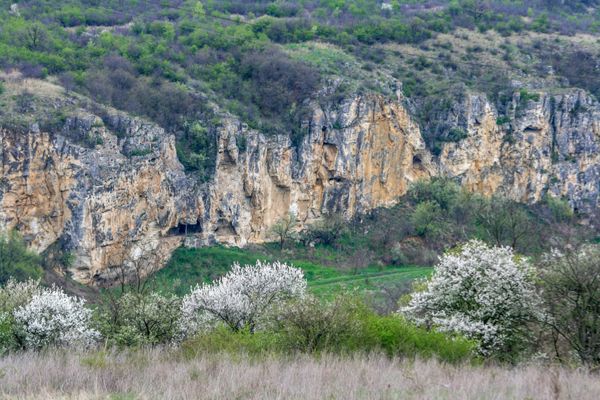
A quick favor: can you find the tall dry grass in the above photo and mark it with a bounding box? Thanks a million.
[0,349,598,400]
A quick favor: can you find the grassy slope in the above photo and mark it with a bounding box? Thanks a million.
[149,245,432,297]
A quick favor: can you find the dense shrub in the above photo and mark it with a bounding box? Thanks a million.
[13,285,98,350]
[542,49,600,100]
[176,120,217,181]
[408,178,461,211]
[360,314,475,362]
[182,293,475,363]
[544,196,575,223]
[98,291,182,346]
[0,279,40,353]
[304,213,347,247]
[411,201,446,239]
[237,48,320,133]
[0,231,42,285]
[270,294,365,353]
[1,280,100,351]
[390,238,439,267]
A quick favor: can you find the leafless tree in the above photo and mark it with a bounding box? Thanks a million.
[270,212,298,250]
[538,244,600,367]
[98,238,171,335]
[476,196,533,251]
[368,281,413,315]
[346,248,373,275]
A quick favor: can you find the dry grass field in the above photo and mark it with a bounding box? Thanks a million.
[0,350,599,400]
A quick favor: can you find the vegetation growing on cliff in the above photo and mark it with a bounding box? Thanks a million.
[2,0,600,168]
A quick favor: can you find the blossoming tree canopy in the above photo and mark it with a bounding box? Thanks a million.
[402,240,542,357]
[0,281,99,349]
[181,260,307,335]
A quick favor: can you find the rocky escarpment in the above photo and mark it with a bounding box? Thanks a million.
[1,81,599,284]
[198,93,434,247]
[0,111,198,284]
[439,90,600,213]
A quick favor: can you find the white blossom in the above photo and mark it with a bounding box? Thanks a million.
[0,279,41,313]
[401,240,542,356]
[181,260,307,336]
[13,286,99,349]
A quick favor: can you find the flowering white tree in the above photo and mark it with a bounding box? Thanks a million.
[181,260,306,336]
[401,240,542,357]
[13,286,99,349]
[0,279,41,313]
[0,279,42,352]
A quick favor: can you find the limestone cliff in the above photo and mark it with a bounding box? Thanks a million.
[198,94,434,247]
[1,81,599,284]
[1,110,198,284]
[439,90,600,213]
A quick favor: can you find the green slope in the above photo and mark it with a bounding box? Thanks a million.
[149,245,432,297]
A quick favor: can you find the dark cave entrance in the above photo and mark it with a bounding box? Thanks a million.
[168,221,202,236]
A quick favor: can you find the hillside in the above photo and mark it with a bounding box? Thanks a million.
[2,2,600,398]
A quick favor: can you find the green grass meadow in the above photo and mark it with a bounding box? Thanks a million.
[150,245,432,297]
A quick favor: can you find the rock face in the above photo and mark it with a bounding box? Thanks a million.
[439,90,600,213]
[198,94,434,247]
[1,113,198,284]
[1,88,599,284]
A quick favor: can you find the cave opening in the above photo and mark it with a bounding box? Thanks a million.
[168,221,202,236]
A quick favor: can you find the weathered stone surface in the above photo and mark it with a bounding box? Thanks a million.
[1,112,199,284]
[439,90,600,213]
[195,94,434,247]
[1,88,599,284]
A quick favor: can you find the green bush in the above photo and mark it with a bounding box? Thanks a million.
[271,295,365,353]
[175,121,216,180]
[0,313,17,354]
[544,196,574,222]
[97,291,181,347]
[411,201,445,239]
[0,231,42,285]
[360,314,476,363]
[180,294,475,364]
[519,89,540,103]
[408,178,460,211]
[496,116,511,125]
[445,127,468,142]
